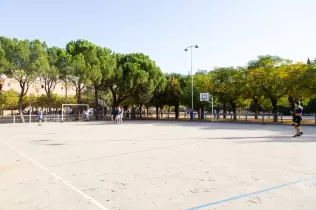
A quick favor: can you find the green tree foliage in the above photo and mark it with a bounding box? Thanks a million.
[164,75,183,119]
[248,56,293,121]
[66,40,97,104]
[104,53,164,109]
[211,67,246,120]
[0,89,19,111]
[2,36,316,122]
[150,75,167,118]
[91,47,115,119]
[40,47,60,112]
[0,37,48,122]
[181,73,211,119]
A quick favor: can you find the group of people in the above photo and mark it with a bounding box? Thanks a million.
[111,106,123,124]
[35,101,304,136]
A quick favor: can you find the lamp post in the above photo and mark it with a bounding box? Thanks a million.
[184,45,199,111]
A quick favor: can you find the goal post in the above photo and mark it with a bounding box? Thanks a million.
[61,104,89,122]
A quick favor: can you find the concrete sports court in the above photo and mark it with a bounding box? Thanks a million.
[1,121,316,210]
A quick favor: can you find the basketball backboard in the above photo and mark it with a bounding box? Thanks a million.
[200,92,209,101]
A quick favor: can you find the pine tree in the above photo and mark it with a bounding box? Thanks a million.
[307,57,311,65]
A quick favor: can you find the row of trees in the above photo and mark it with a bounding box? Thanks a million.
[1,37,316,122]
[0,37,165,122]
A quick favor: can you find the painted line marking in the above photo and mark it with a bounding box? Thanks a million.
[0,140,109,210]
[187,176,316,210]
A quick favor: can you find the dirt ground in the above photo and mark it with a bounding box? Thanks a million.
[1,121,315,210]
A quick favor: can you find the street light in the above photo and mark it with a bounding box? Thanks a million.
[184,45,199,111]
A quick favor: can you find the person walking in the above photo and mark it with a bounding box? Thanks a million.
[292,100,304,137]
[37,109,43,126]
[189,109,194,122]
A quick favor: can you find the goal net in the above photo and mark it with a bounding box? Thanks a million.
[61,104,90,122]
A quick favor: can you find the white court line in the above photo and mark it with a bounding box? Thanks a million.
[0,140,109,210]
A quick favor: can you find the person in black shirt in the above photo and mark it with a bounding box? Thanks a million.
[292,101,303,137]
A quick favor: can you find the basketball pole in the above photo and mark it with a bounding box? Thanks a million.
[206,96,214,123]
[200,93,214,123]
[211,96,213,123]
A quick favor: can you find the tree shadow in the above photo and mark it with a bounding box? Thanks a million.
[237,139,316,143]
[206,135,316,143]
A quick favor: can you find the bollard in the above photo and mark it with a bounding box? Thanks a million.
[262,114,264,124]
[245,112,247,122]
[315,115,316,125]
[13,116,15,124]
[281,113,283,124]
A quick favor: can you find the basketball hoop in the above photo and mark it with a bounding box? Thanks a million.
[200,92,214,122]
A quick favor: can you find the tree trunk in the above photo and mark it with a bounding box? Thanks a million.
[94,86,99,120]
[139,105,142,118]
[77,86,82,104]
[230,101,237,121]
[288,96,295,112]
[223,102,227,119]
[201,106,205,120]
[156,106,159,119]
[270,97,278,122]
[131,107,136,119]
[175,105,179,119]
[47,90,52,114]
[160,106,163,117]
[18,94,25,123]
[197,109,201,120]
[253,98,259,119]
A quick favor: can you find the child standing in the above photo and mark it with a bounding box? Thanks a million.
[38,109,43,126]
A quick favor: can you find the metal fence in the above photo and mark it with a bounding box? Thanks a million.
[122,111,316,125]
[0,114,88,123]
[1,112,315,125]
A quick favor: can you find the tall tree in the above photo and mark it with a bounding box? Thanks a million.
[243,67,263,119]
[0,45,6,91]
[40,47,61,113]
[66,40,97,104]
[211,67,246,121]
[307,57,311,65]
[150,75,167,118]
[284,63,310,110]
[104,53,163,110]
[0,37,48,122]
[164,75,182,119]
[248,55,292,122]
[55,48,72,104]
[91,47,115,119]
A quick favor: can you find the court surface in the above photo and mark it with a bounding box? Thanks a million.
[1,121,316,210]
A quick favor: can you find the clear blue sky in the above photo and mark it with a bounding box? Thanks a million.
[1,0,315,74]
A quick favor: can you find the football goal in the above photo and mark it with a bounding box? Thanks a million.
[61,104,89,122]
